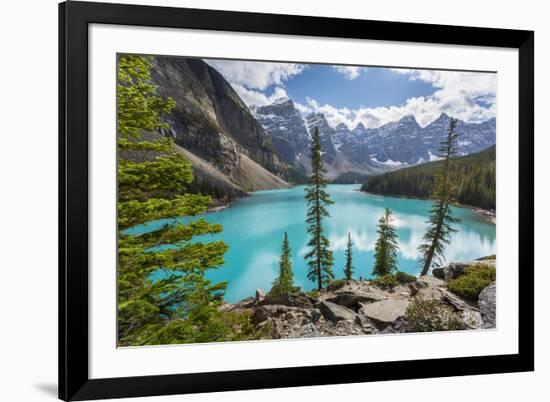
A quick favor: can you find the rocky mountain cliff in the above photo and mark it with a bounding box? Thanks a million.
[304,112,337,164]
[254,99,382,179]
[253,98,311,172]
[149,57,290,192]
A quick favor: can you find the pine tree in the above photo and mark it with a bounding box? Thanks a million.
[304,127,335,290]
[271,232,294,295]
[372,208,399,277]
[344,232,354,280]
[116,55,231,346]
[418,118,461,276]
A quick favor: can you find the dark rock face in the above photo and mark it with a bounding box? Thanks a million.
[478,282,496,328]
[432,262,470,281]
[333,123,370,166]
[150,57,287,184]
[305,113,337,164]
[326,290,385,308]
[254,98,311,168]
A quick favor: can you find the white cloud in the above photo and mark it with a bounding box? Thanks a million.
[232,85,289,107]
[205,59,306,90]
[332,66,365,80]
[295,69,497,130]
[205,59,495,129]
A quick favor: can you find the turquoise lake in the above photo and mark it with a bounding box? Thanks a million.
[127,184,496,303]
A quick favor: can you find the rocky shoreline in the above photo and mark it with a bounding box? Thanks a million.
[472,207,496,224]
[363,191,496,224]
[221,257,496,339]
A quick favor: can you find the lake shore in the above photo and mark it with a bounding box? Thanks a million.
[361,190,496,224]
[140,185,496,303]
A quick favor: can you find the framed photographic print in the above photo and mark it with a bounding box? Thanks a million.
[59,1,534,400]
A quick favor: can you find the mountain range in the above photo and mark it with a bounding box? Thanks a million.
[254,97,496,179]
[146,57,496,194]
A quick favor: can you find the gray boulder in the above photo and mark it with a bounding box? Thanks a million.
[408,276,446,297]
[319,301,357,323]
[439,288,479,311]
[381,317,407,334]
[478,282,496,328]
[359,299,410,327]
[255,289,266,304]
[462,309,484,330]
[432,262,469,281]
[260,293,313,308]
[326,290,385,308]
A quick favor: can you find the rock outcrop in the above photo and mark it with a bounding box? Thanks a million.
[319,301,357,323]
[432,259,496,281]
[478,282,496,329]
[223,258,497,339]
[359,299,410,327]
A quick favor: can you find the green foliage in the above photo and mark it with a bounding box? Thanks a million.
[286,165,309,185]
[304,127,335,290]
[270,232,295,295]
[370,271,416,290]
[395,271,417,284]
[122,310,271,345]
[307,289,321,299]
[116,54,240,346]
[447,265,496,301]
[184,175,239,203]
[327,279,346,291]
[362,146,495,210]
[370,274,398,290]
[405,297,463,332]
[372,208,399,277]
[418,118,461,276]
[117,55,175,139]
[331,171,369,184]
[343,232,354,280]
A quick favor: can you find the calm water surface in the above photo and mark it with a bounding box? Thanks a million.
[128,185,496,302]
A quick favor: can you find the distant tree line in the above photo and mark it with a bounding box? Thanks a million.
[185,174,240,203]
[361,145,496,210]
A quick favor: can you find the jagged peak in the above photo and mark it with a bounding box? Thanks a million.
[399,114,418,123]
[436,112,452,121]
[353,122,366,131]
[271,96,292,105]
[306,111,326,121]
[335,122,349,130]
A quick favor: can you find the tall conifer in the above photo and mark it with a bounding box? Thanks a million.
[271,232,294,295]
[116,55,230,346]
[418,118,461,276]
[304,127,335,290]
[344,232,354,280]
[372,208,399,277]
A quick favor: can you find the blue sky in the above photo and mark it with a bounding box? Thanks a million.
[205,59,497,129]
[283,65,436,109]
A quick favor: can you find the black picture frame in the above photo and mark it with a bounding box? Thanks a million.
[59,1,534,400]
